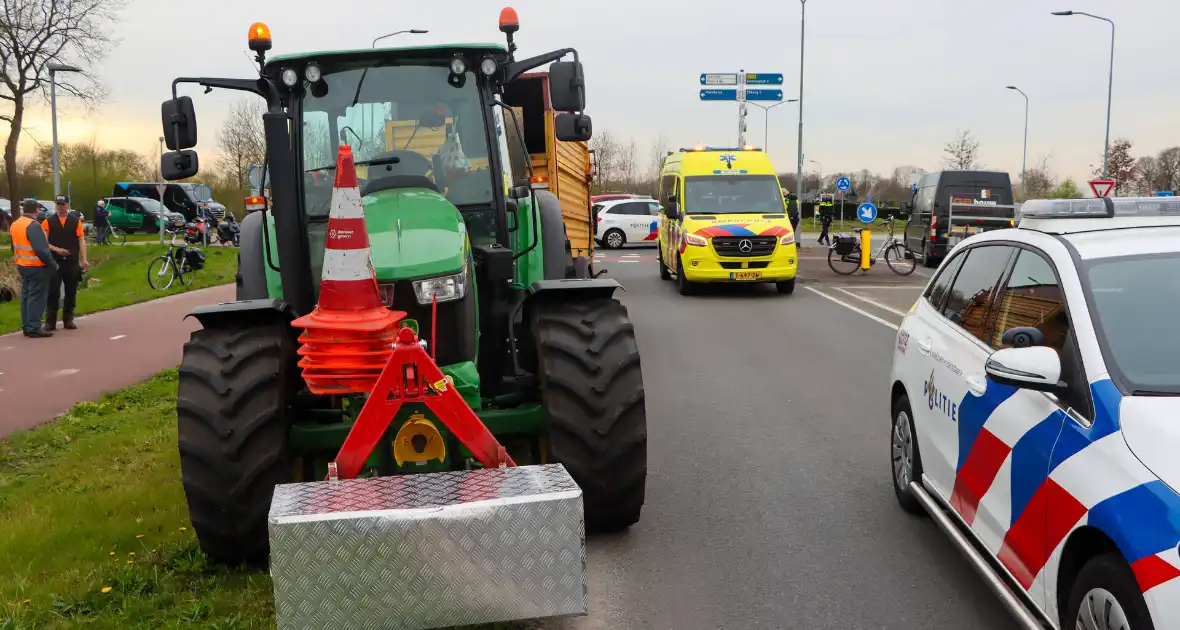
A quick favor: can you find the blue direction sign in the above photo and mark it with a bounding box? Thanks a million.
[700,73,739,86]
[745,73,784,85]
[744,89,783,101]
[858,202,878,224]
[700,89,738,101]
[1156,191,1176,197]
[836,177,851,192]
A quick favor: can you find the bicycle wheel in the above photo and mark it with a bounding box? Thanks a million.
[148,256,176,290]
[885,243,917,276]
[827,246,861,275]
[110,227,127,246]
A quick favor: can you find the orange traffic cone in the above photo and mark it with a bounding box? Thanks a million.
[292,145,404,395]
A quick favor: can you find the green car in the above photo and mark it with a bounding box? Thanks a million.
[104,197,186,233]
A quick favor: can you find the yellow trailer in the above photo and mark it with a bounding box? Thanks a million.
[502,72,594,261]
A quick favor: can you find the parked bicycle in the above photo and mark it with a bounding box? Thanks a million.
[826,216,916,276]
[147,230,206,290]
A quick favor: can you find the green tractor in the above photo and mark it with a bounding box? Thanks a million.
[159,12,646,566]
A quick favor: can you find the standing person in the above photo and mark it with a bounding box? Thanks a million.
[93,199,110,245]
[8,199,58,337]
[784,191,801,239]
[42,195,89,330]
[818,200,834,246]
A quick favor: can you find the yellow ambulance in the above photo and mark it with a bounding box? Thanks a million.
[656,146,798,295]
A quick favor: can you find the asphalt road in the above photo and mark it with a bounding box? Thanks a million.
[544,246,1016,630]
[0,284,234,436]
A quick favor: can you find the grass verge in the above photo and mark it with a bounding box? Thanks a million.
[0,371,538,630]
[0,245,236,335]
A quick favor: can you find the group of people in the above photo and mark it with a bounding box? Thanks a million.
[8,196,90,338]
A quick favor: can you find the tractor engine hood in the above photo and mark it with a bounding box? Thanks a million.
[362,188,468,281]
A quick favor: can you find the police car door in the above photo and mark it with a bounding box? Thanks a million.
[917,244,1013,505]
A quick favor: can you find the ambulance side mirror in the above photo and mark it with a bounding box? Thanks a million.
[665,201,680,220]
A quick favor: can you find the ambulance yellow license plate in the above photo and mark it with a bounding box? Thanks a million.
[731,271,762,281]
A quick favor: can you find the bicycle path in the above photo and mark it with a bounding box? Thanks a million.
[0,284,234,437]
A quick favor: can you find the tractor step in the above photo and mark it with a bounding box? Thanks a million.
[268,464,587,630]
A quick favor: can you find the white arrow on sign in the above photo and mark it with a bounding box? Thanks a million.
[861,207,873,219]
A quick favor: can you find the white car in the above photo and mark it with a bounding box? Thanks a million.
[889,196,1180,630]
[594,197,660,249]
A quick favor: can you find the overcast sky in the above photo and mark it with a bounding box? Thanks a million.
[19,0,1180,187]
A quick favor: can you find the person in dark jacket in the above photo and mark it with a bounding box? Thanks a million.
[8,199,58,337]
[784,191,801,238]
[818,199,835,245]
[42,195,89,330]
[93,199,110,244]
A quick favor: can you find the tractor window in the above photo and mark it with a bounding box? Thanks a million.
[300,63,493,218]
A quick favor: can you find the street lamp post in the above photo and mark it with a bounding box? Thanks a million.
[47,62,83,198]
[747,99,798,152]
[1052,10,1115,178]
[1006,86,1029,189]
[796,0,807,203]
[372,29,429,48]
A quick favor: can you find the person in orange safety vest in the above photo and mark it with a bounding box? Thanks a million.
[8,199,59,337]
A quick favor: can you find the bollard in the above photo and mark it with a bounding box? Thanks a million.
[860,229,871,271]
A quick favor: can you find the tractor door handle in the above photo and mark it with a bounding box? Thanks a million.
[917,338,933,355]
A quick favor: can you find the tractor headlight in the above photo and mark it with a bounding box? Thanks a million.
[449,55,467,75]
[281,68,299,87]
[480,56,498,76]
[412,268,467,305]
[304,63,322,83]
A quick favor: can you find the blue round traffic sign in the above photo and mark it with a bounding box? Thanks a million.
[836,177,851,192]
[857,202,878,224]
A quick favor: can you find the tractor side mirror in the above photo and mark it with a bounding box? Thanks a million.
[665,201,681,220]
[548,61,585,112]
[161,150,200,181]
[161,96,198,150]
[555,113,592,142]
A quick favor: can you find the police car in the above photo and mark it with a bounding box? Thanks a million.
[888,196,1180,630]
[593,196,660,249]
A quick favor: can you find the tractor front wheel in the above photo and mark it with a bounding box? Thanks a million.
[533,298,647,532]
[177,323,295,566]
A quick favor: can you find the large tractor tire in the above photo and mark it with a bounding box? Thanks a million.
[177,323,295,566]
[533,298,647,532]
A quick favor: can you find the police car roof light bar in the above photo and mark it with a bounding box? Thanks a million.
[1020,197,1180,220]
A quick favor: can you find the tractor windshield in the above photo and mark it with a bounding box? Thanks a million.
[300,62,494,218]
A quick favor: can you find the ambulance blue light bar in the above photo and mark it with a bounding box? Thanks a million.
[1020,197,1180,219]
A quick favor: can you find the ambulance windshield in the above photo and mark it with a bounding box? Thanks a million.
[1085,251,1180,395]
[684,175,785,215]
[299,63,493,217]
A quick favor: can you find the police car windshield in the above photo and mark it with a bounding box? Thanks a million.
[684,175,784,215]
[1085,252,1180,395]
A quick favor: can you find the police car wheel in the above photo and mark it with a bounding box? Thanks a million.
[891,394,924,515]
[658,248,672,281]
[603,229,626,250]
[1064,554,1154,630]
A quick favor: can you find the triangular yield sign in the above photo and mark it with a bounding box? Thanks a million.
[1089,179,1116,198]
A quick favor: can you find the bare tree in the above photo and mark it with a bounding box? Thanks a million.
[648,133,669,186]
[1154,147,1180,193]
[0,0,123,213]
[943,130,981,170]
[1021,153,1057,199]
[618,137,638,190]
[217,97,266,189]
[589,130,619,191]
[1092,138,1136,193]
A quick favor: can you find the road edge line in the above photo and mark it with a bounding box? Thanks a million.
[805,287,899,331]
[833,287,908,317]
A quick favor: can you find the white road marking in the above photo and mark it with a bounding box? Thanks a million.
[833,287,908,317]
[53,369,81,376]
[110,334,126,340]
[805,287,899,331]
[840,285,924,290]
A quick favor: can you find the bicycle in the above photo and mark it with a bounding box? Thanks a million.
[87,223,126,246]
[147,231,203,290]
[826,215,917,276]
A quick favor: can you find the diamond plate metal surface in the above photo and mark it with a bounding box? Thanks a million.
[269,464,587,630]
